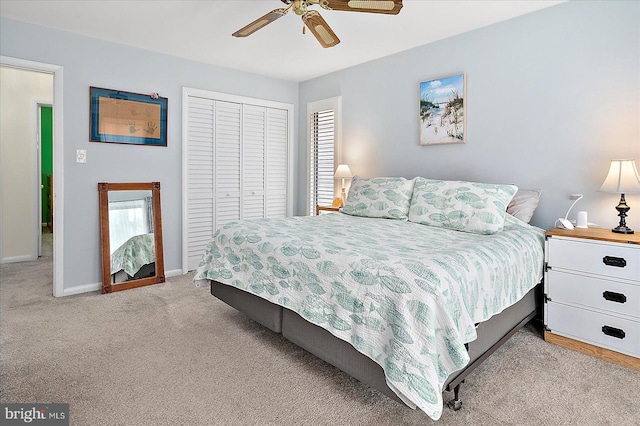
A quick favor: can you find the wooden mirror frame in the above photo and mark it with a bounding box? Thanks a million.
[98,182,165,294]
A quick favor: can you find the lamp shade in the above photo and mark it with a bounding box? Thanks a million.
[598,159,640,194]
[334,164,353,179]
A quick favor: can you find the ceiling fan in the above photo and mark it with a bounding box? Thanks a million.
[232,0,403,48]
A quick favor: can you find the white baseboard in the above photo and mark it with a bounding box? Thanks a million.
[165,268,183,278]
[61,269,186,297]
[63,282,101,296]
[1,254,37,264]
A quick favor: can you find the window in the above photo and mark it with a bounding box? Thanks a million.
[308,97,342,215]
[108,198,153,254]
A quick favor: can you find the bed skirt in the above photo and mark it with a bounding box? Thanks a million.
[210,280,538,405]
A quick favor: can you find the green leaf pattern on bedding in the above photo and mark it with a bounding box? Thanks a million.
[194,213,544,420]
[408,178,518,235]
[341,176,415,219]
[110,233,155,276]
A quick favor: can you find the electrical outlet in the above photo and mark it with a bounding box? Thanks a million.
[76,149,86,163]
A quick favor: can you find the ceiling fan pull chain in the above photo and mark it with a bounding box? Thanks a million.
[303,25,306,35]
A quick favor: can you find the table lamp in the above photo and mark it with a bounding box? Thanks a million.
[598,159,640,234]
[334,164,353,205]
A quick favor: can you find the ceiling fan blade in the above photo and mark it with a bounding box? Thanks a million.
[315,0,403,15]
[232,8,288,38]
[302,10,340,48]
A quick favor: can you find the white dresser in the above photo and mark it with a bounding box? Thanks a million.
[544,227,639,370]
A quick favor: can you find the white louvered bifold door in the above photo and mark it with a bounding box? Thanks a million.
[186,97,215,271]
[215,101,242,227]
[242,105,266,219]
[184,89,291,272]
[266,108,288,218]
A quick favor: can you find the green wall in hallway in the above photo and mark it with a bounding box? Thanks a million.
[40,105,52,225]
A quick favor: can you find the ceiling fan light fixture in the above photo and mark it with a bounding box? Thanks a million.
[292,0,308,15]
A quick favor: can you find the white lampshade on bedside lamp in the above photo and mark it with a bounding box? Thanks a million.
[598,159,640,234]
[334,164,353,205]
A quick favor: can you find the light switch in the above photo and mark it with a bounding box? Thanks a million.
[76,149,86,163]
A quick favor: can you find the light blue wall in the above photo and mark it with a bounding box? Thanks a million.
[298,1,640,231]
[1,0,638,292]
[0,18,299,291]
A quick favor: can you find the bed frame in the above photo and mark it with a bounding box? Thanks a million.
[112,262,156,284]
[210,280,539,410]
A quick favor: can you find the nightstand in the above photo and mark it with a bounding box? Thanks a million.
[316,205,340,215]
[544,227,640,370]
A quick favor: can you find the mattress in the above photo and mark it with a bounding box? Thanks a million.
[194,213,544,419]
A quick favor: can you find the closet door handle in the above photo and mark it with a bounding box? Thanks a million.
[603,291,626,304]
[602,325,625,339]
[603,256,626,268]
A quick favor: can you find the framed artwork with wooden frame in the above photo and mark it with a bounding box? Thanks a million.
[90,87,168,146]
[98,182,165,294]
[419,73,466,146]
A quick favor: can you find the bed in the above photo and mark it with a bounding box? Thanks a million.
[194,177,545,420]
[110,233,156,284]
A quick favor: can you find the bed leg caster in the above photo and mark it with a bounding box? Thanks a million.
[447,399,462,411]
[447,383,463,411]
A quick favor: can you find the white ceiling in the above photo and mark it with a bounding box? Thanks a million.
[0,0,564,82]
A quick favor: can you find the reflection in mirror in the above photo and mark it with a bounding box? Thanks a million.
[99,182,164,294]
[109,189,155,284]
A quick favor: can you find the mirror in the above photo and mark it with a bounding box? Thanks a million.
[98,182,164,293]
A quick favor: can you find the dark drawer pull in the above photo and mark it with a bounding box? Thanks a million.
[602,325,626,339]
[603,291,627,304]
[602,256,626,268]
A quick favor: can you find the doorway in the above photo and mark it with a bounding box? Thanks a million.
[0,56,64,297]
[39,104,53,257]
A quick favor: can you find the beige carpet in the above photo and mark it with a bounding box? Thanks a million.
[1,243,639,425]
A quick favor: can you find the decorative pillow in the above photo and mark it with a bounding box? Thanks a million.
[341,176,415,220]
[408,178,518,235]
[507,189,542,223]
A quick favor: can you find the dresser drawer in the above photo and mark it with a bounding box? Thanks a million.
[547,237,640,282]
[547,270,640,319]
[547,302,640,357]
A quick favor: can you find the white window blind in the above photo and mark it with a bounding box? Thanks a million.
[309,109,335,214]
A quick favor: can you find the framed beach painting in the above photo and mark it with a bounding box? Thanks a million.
[90,87,168,146]
[419,73,465,146]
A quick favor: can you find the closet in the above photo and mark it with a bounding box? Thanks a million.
[183,89,293,272]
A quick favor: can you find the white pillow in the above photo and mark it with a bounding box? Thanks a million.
[341,176,415,220]
[507,189,542,223]
[408,178,518,235]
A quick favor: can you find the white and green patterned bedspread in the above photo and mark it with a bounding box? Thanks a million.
[110,233,155,276]
[193,213,544,420]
